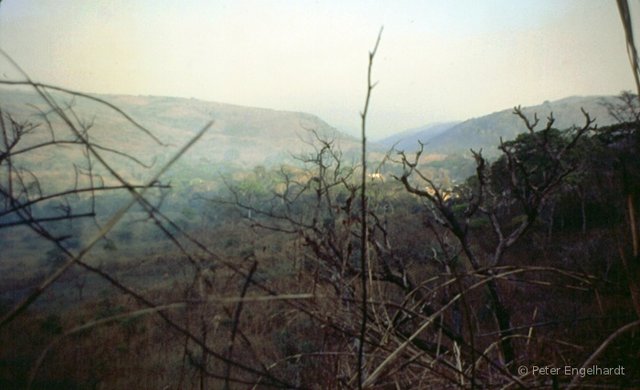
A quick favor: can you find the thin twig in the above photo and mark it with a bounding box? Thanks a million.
[358,26,383,389]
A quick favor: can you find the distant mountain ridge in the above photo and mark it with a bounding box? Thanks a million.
[0,89,623,173]
[380,95,620,156]
[0,89,360,171]
[377,121,460,151]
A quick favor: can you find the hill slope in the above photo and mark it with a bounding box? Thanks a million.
[389,96,619,156]
[377,122,460,151]
[0,88,359,175]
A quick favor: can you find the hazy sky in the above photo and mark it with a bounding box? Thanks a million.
[0,1,637,139]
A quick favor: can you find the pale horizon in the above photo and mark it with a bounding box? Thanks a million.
[0,1,637,139]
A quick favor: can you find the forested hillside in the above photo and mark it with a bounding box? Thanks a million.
[385,96,619,156]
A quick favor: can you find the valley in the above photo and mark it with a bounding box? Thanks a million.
[1,86,638,388]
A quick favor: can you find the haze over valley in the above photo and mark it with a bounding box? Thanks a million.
[1,2,639,389]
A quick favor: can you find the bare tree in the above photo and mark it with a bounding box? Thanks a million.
[391,107,595,377]
[0,58,305,388]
